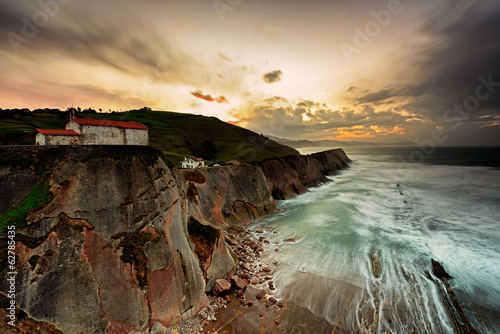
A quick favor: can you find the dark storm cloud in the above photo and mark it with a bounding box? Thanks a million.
[359,4,500,119]
[417,4,500,111]
[0,0,201,86]
[263,70,283,83]
[341,3,500,144]
[355,89,396,105]
[0,3,22,33]
[353,85,427,105]
[413,4,500,145]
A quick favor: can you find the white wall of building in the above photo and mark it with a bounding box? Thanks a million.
[125,128,149,145]
[64,120,148,145]
[36,133,80,145]
[48,135,79,145]
[35,133,46,145]
[65,121,81,133]
[181,160,195,168]
[79,125,123,145]
[181,158,205,168]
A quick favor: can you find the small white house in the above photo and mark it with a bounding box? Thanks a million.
[181,157,205,169]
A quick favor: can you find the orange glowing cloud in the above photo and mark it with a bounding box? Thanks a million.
[331,131,376,141]
[191,90,229,104]
[370,125,405,135]
[215,96,229,103]
[329,125,406,140]
[191,90,214,102]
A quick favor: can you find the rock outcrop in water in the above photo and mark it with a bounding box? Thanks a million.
[0,146,350,333]
[426,259,481,334]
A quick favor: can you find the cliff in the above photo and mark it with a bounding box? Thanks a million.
[0,146,350,333]
[259,149,351,200]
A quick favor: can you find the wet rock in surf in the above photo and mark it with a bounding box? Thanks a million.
[427,259,481,334]
[431,259,454,280]
[371,249,381,278]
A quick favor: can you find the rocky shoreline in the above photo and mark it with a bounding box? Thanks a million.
[205,224,282,332]
[200,223,337,334]
[158,224,278,334]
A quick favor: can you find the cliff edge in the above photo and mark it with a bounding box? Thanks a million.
[0,146,350,333]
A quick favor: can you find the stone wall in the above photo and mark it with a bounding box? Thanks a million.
[125,128,149,145]
[80,125,124,145]
[36,133,80,146]
[65,121,148,145]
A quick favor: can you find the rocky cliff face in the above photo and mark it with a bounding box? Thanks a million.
[174,148,350,292]
[176,164,276,293]
[0,146,350,333]
[259,149,351,200]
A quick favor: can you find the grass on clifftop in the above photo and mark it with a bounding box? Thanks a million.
[0,109,299,166]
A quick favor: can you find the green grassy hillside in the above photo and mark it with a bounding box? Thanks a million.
[0,109,299,166]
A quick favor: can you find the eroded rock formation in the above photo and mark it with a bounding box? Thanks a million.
[0,146,350,333]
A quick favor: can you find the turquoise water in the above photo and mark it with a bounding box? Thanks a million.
[252,148,500,333]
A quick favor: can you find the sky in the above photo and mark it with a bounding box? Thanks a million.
[1,0,500,145]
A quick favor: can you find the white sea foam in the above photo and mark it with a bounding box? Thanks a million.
[256,154,500,333]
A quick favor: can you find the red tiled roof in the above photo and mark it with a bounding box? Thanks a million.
[31,128,80,137]
[63,118,148,130]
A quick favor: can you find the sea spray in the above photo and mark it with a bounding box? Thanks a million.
[253,149,500,333]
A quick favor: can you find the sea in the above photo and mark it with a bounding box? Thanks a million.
[251,146,500,333]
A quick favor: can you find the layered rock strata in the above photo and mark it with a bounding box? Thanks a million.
[0,146,350,333]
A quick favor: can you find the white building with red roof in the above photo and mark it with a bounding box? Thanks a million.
[31,128,80,146]
[32,117,149,146]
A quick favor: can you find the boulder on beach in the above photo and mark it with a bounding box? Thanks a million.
[213,279,231,295]
[230,275,249,290]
